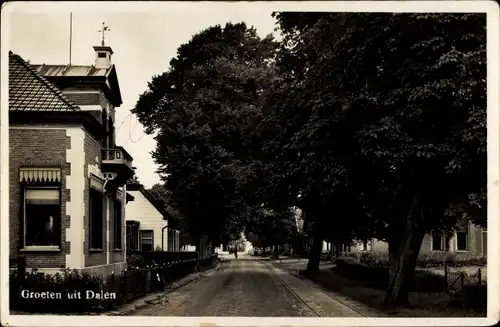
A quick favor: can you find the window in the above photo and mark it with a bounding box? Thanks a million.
[432,232,451,251]
[98,52,107,58]
[359,240,372,251]
[24,188,61,247]
[89,188,104,249]
[126,222,139,251]
[456,231,468,251]
[113,200,122,249]
[168,229,176,251]
[432,231,443,251]
[140,230,154,251]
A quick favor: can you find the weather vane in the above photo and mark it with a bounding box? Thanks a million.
[98,22,111,46]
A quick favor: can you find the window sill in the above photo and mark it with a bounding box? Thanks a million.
[113,249,123,252]
[20,246,60,252]
[456,250,469,253]
[89,248,104,253]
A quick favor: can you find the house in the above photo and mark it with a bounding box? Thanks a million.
[125,181,180,252]
[343,220,487,259]
[9,43,135,276]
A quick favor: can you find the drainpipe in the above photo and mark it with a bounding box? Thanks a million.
[161,225,168,251]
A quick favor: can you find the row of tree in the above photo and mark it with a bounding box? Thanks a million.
[132,12,486,309]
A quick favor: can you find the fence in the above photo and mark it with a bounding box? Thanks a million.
[10,254,219,313]
[444,265,484,293]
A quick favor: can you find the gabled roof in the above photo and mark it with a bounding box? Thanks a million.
[9,52,80,112]
[126,182,179,229]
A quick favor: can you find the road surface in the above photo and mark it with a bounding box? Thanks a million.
[129,253,365,317]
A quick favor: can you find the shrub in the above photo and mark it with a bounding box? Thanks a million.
[10,269,110,313]
[334,258,445,293]
[127,250,198,267]
[127,253,146,268]
[339,251,486,269]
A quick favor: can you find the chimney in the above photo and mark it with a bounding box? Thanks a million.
[93,45,113,69]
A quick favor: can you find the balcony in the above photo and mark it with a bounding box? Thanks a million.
[101,147,134,186]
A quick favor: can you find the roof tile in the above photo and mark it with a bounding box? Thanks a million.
[9,52,80,112]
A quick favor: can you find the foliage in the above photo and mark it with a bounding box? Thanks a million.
[334,259,447,293]
[133,22,280,246]
[10,269,105,313]
[340,251,487,268]
[127,250,198,267]
[271,12,486,307]
[245,206,298,248]
[133,11,486,309]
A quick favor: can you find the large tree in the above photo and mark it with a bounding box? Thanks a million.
[271,12,486,309]
[133,22,279,251]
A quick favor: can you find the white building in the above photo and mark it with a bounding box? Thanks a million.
[125,181,180,252]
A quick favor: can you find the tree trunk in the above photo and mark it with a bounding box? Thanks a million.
[274,244,279,259]
[383,196,425,310]
[306,233,324,272]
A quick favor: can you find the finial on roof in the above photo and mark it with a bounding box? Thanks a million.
[98,21,111,46]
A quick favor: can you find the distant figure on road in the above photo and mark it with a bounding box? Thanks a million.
[233,248,238,259]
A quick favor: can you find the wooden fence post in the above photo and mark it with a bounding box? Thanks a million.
[478,268,482,285]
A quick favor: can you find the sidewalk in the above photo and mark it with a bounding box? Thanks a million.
[266,259,387,317]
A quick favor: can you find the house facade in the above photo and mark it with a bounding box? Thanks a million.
[294,207,486,259]
[343,221,486,259]
[125,182,180,252]
[9,44,134,276]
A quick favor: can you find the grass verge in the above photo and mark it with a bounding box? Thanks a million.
[284,263,486,317]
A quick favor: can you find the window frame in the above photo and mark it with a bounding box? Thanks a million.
[456,231,468,251]
[430,231,453,252]
[88,176,105,251]
[21,186,62,251]
[140,230,154,252]
[113,199,123,250]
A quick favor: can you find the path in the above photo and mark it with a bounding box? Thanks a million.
[129,254,364,317]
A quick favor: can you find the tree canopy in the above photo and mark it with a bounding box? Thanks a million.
[133,13,486,309]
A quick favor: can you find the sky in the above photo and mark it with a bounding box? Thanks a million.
[7,6,278,188]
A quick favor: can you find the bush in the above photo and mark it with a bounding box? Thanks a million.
[334,258,445,293]
[127,250,198,267]
[339,251,486,269]
[127,253,146,268]
[10,269,110,313]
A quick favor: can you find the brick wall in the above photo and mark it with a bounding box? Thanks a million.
[64,92,100,106]
[83,130,107,267]
[9,128,71,269]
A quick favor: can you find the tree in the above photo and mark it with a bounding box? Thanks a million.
[245,206,298,258]
[133,22,279,252]
[271,12,486,308]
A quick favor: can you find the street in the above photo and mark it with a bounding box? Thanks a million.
[129,253,365,317]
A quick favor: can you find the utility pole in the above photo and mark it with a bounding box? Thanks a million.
[69,12,73,65]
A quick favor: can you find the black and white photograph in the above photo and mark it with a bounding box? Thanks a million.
[1,1,498,326]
